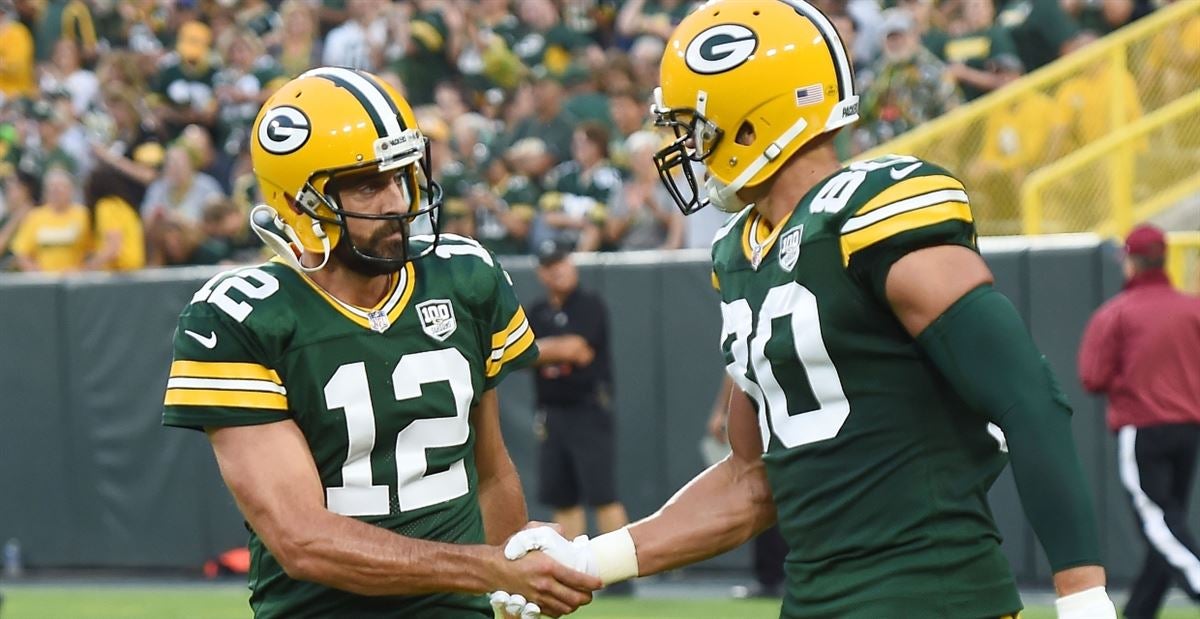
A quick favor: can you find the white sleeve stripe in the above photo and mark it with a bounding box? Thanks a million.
[840,189,970,234]
[167,378,288,395]
[491,319,530,361]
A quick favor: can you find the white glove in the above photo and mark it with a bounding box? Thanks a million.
[505,526,639,586]
[1055,586,1117,619]
[489,590,542,619]
[503,526,596,576]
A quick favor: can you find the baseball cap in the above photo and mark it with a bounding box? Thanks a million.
[536,238,572,266]
[1124,224,1166,259]
[880,9,915,36]
[176,21,212,63]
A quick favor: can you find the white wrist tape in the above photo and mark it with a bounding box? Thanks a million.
[1055,586,1116,619]
[588,528,639,585]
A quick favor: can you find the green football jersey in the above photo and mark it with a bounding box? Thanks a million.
[162,235,537,618]
[712,155,1022,619]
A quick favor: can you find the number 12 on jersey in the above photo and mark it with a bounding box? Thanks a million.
[721,282,850,450]
[322,348,474,517]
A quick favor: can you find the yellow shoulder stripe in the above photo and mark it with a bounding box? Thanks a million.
[855,175,965,216]
[711,271,720,292]
[491,307,528,350]
[486,326,536,378]
[841,201,972,265]
[170,360,281,384]
[164,388,288,411]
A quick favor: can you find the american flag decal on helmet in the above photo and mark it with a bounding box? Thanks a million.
[795,84,825,107]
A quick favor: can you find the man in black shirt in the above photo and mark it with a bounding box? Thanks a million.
[528,240,632,565]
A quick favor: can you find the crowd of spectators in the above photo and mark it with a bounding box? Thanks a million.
[0,0,1178,274]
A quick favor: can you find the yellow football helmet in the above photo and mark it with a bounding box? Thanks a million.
[249,66,442,272]
[653,0,858,214]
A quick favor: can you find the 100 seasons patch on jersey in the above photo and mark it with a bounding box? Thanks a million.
[417,299,457,341]
[779,225,803,272]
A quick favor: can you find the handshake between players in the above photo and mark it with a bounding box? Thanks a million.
[491,524,633,618]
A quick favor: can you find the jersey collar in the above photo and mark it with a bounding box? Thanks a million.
[280,258,417,333]
[741,209,795,270]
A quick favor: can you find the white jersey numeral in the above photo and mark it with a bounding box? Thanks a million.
[322,349,473,516]
[191,268,280,322]
[722,282,850,450]
[809,154,922,215]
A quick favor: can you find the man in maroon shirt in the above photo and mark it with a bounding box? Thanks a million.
[1079,224,1200,619]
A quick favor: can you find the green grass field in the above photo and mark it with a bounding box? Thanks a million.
[3,586,1194,619]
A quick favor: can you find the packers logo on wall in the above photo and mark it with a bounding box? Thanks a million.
[257,105,311,155]
[685,24,758,75]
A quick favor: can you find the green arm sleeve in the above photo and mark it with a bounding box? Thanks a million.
[916,284,1102,572]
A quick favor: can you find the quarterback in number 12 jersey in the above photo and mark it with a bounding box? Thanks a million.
[713,156,1021,618]
[162,235,537,618]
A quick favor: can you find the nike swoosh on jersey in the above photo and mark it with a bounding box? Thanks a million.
[184,330,218,349]
[889,162,923,180]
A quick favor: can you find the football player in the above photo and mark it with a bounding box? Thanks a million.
[161,67,600,618]
[505,2,1117,617]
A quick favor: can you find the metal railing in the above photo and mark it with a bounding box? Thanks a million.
[859,0,1200,237]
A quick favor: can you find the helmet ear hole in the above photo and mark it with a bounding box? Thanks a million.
[735,121,756,146]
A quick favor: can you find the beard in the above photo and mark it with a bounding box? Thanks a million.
[332,219,408,276]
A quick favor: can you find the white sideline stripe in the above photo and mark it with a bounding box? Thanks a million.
[167,378,287,395]
[840,189,970,233]
[491,319,530,361]
[1118,426,1200,592]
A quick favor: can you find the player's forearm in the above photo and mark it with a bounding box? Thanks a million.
[479,459,528,545]
[628,455,776,576]
[276,509,502,596]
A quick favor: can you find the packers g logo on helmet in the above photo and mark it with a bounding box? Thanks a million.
[653,0,859,215]
[257,106,311,155]
[685,24,758,75]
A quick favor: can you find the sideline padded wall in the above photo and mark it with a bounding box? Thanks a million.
[0,239,1151,584]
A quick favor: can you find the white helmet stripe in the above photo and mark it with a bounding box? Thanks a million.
[778,0,855,99]
[301,67,405,137]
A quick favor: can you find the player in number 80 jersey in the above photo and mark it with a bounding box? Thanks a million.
[502,3,1117,618]
[161,68,600,618]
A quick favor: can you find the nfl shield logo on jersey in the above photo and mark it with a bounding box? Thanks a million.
[416,300,457,341]
[779,226,803,272]
[367,310,390,333]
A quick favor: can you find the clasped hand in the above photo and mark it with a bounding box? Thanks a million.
[491,526,599,618]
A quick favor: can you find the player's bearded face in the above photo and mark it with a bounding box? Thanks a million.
[333,218,407,276]
[330,170,413,276]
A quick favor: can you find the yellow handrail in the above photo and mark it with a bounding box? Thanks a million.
[855,0,1200,238]
[1020,88,1200,234]
[1167,231,1200,293]
[859,0,1200,162]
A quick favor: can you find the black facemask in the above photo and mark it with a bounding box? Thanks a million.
[652,106,724,215]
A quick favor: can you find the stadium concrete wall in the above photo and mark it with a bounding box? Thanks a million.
[0,237,1164,585]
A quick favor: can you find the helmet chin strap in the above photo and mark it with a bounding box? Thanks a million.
[250,204,331,273]
[706,116,811,213]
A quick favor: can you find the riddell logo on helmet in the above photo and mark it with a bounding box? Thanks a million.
[258,105,312,155]
[685,24,758,75]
